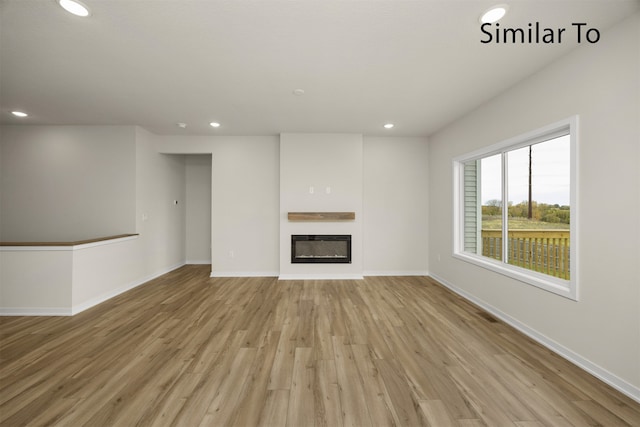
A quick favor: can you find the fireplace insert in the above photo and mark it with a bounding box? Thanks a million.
[291,235,352,264]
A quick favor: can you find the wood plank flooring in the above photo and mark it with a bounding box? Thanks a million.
[1,265,639,426]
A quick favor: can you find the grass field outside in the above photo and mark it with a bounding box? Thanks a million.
[483,216,570,230]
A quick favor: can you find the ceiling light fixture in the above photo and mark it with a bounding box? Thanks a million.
[177,123,187,129]
[293,89,305,96]
[209,122,221,128]
[480,4,508,24]
[11,111,28,117]
[58,0,90,17]
[383,123,394,129]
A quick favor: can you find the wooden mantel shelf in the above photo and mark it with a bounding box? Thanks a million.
[0,234,139,247]
[288,212,355,221]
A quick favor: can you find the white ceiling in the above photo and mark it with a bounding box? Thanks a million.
[1,0,638,136]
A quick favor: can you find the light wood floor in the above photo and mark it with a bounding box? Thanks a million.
[1,265,639,426]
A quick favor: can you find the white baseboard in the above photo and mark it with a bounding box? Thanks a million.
[429,273,640,404]
[363,270,429,277]
[278,274,364,280]
[210,271,279,278]
[0,307,73,316]
[186,260,211,265]
[71,262,186,316]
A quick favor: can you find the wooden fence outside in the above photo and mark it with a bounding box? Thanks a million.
[482,229,570,279]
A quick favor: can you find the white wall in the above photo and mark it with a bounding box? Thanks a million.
[211,138,280,276]
[135,128,186,277]
[155,135,280,276]
[71,236,141,311]
[428,13,640,399]
[0,249,72,313]
[363,136,429,275]
[0,125,136,241]
[185,155,212,264]
[279,133,364,279]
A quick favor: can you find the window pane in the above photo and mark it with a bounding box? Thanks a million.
[506,136,570,279]
[480,154,502,260]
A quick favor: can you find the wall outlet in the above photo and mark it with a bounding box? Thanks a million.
[229,250,235,258]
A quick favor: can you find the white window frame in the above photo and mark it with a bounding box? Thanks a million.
[452,116,579,300]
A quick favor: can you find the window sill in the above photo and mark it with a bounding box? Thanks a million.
[453,251,577,301]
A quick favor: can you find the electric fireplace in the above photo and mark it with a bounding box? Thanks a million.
[291,235,352,264]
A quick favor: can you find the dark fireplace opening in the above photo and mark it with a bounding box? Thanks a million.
[291,235,352,264]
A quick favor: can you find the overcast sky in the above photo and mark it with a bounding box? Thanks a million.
[480,135,570,206]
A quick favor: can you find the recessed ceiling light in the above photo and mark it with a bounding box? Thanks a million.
[58,0,90,17]
[177,123,187,129]
[209,122,221,128]
[480,5,508,24]
[11,111,28,117]
[383,123,394,129]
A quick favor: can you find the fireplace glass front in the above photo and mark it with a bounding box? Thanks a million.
[291,235,352,264]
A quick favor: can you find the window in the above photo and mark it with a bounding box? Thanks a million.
[453,117,578,300]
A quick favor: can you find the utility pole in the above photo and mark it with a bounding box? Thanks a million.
[528,145,533,219]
